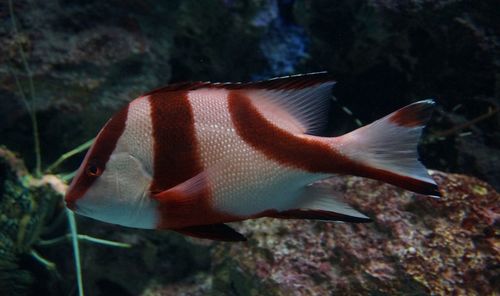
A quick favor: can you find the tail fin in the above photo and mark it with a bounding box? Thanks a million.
[335,99,440,197]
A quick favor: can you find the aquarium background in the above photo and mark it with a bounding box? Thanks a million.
[0,0,498,295]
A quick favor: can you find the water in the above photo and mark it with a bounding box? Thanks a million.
[0,0,498,295]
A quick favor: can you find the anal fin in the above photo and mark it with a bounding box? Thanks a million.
[269,209,372,223]
[175,224,247,242]
[267,184,372,223]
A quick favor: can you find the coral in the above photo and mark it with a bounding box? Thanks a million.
[210,172,499,295]
[0,147,63,295]
[0,146,132,296]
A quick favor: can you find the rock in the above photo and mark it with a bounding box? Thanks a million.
[1,0,499,294]
[0,0,267,170]
[0,147,213,296]
[210,172,499,295]
[1,0,498,188]
[299,0,500,189]
[0,147,65,295]
[2,145,498,295]
[71,222,213,296]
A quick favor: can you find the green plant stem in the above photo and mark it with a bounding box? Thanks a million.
[31,111,41,177]
[30,249,56,270]
[67,209,84,296]
[61,170,77,182]
[9,0,42,177]
[38,233,131,248]
[46,138,94,173]
[7,63,30,111]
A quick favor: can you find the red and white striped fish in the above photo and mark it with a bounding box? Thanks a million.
[65,73,440,241]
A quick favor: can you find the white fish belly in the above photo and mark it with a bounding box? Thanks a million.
[188,89,319,217]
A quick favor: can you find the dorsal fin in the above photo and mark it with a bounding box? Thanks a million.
[240,81,334,134]
[142,72,336,135]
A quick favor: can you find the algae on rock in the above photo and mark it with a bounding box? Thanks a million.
[0,147,63,295]
[209,172,499,296]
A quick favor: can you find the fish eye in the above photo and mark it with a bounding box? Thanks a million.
[86,163,102,177]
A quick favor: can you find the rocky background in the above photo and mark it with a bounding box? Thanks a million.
[0,0,499,295]
[1,0,498,188]
[1,148,498,296]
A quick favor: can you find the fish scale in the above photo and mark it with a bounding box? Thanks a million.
[188,88,314,216]
[125,97,154,177]
[65,72,440,241]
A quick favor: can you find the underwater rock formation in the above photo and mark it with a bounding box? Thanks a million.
[1,0,498,187]
[0,0,267,170]
[299,0,499,188]
[209,172,499,295]
[1,149,498,295]
[251,0,309,78]
[0,147,64,295]
[134,171,499,296]
[0,146,212,296]
[1,0,498,293]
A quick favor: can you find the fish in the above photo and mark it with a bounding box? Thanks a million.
[64,72,440,242]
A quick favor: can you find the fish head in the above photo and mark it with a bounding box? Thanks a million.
[65,105,157,228]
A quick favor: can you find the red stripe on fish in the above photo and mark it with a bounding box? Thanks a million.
[149,91,200,191]
[228,91,440,196]
[336,160,441,196]
[389,100,435,127]
[148,90,203,228]
[65,104,129,209]
[152,181,242,229]
[148,91,239,228]
[228,90,337,172]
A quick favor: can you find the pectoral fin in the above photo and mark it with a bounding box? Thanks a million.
[153,163,224,205]
[153,170,208,202]
[175,224,247,242]
[152,165,242,231]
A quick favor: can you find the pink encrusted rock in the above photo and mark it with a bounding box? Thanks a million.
[210,171,499,295]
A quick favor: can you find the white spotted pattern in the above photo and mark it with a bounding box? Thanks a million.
[121,96,155,176]
[187,89,321,217]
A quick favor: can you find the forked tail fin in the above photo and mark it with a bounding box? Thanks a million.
[334,99,440,197]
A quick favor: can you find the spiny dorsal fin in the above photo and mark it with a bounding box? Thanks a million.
[144,72,336,135]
